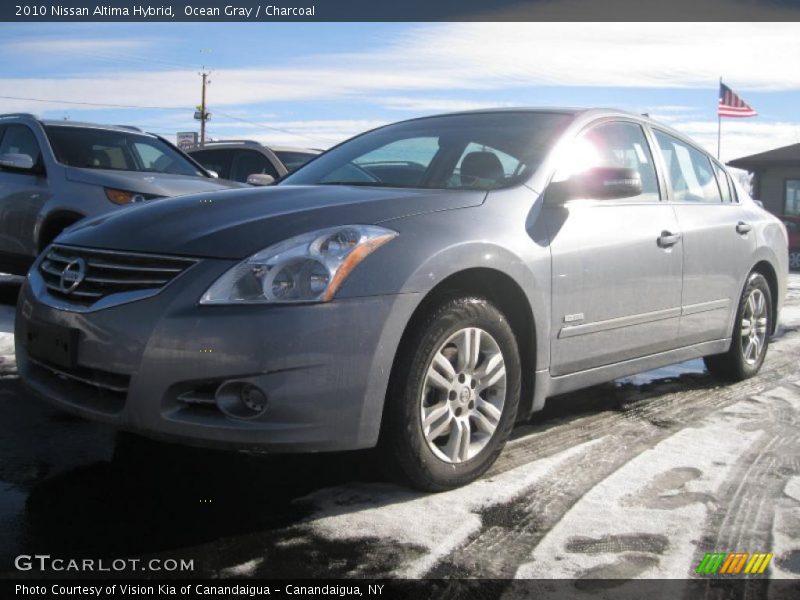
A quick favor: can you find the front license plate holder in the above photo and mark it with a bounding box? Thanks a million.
[26,321,79,370]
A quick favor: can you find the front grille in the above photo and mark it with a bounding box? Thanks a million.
[39,245,196,306]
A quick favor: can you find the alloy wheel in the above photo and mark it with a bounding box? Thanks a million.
[789,250,800,272]
[419,327,507,464]
[741,288,768,365]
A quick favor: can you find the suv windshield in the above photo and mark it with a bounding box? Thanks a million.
[45,126,204,176]
[281,112,573,190]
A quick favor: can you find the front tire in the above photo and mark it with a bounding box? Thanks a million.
[383,297,521,492]
[704,272,772,381]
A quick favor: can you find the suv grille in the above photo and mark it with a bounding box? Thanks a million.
[39,245,196,306]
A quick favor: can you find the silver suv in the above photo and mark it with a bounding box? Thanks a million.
[187,140,320,186]
[0,114,243,275]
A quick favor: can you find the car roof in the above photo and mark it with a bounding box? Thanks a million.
[390,106,716,162]
[270,145,320,154]
[0,113,157,137]
[185,141,319,153]
[401,106,653,125]
[39,119,154,135]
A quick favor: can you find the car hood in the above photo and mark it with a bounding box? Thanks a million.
[57,184,486,259]
[64,167,244,196]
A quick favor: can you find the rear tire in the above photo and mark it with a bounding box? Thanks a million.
[790,249,800,272]
[703,272,772,381]
[382,297,521,492]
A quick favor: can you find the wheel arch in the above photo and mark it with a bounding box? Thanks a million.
[385,267,539,424]
[751,259,780,335]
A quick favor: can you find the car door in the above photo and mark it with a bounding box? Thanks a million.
[651,129,756,346]
[0,124,48,259]
[545,120,684,376]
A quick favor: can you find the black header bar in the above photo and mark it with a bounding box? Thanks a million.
[4,0,800,22]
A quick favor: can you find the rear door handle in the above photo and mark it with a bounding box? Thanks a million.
[736,221,752,234]
[657,230,681,248]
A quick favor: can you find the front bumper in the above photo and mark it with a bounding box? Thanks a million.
[15,258,419,452]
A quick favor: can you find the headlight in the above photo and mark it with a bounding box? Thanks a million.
[200,225,398,305]
[105,188,160,205]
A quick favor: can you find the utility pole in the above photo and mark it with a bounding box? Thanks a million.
[199,69,209,146]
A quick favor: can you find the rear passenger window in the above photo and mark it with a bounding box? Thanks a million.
[713,163,734,203]
[231,150,279,182]
[190,149,232,179]
[654,131,722,203]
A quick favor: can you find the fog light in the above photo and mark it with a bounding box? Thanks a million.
[215,381,268,419]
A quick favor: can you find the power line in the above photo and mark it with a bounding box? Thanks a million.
[213,110,323,143]
[6,38,202,72]
[0,95,187,110]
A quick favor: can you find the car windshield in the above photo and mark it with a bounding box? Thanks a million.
[275,150,318,172]
[280,112,573,190]
[45,126,205,176]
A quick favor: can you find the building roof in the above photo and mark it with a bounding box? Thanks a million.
[728,142,800,170]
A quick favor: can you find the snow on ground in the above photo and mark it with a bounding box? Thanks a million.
[513,390,792,580]
[781,275,800,329]
[0,304,16,376]
[300,439,603,578]
[219,558,265,578]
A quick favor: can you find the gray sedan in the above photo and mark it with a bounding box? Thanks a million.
[15,109,789,490]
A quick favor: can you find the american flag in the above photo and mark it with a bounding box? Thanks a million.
[718,82,757,118]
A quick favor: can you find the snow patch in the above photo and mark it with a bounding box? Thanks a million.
[514,398,767,579]
[219,558,264,578]
[784,477,800,503]
[301,438,603,578]
[0,304,16,376]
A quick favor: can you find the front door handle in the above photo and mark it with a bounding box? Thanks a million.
[657,230,682,248]
[736,221,752,234]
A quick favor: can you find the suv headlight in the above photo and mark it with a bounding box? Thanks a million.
[200,225,398,305]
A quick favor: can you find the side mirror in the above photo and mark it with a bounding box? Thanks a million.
[753,199,764,208]
[547,167,642,203]
[247,173,275,187]
[0,153,35,172]
[207,169,220,179]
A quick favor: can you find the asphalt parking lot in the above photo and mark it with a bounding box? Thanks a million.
[1,274,799,585]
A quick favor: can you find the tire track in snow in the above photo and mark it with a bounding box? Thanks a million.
[426,331,800,579]
[689,383,800,599]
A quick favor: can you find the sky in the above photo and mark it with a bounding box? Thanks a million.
[1,22,799,165]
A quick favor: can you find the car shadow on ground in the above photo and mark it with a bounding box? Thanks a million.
[20,429,391,559]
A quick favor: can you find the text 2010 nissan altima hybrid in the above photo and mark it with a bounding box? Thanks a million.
[16,109,789,490]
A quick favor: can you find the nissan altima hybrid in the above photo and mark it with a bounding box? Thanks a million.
[15,109,789,490]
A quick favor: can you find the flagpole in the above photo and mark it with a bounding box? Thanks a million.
[717,77,722,159]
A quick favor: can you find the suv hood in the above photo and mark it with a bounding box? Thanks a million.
[64,167,244,196]
[58,184,486,259]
